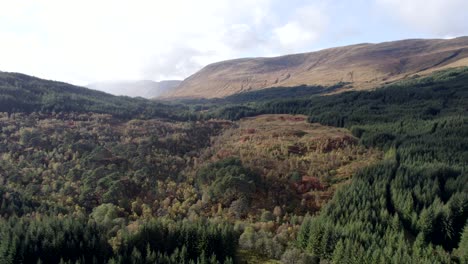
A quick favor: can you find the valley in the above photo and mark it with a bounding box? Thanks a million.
[88,80,181,98]
[0,49,467,264]
[3,0,468,261]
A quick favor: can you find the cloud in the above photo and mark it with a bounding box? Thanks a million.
[142,46,207,81]
[0,0,331,85]
[2,0,467,88]
[272,4,328,53]
[222,24,260,51]
[376,0,468,37]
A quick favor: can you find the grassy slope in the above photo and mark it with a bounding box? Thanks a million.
[166,37,468,98]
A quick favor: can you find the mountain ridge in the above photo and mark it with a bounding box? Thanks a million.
[163,36,468,99]
[0,71,189,120]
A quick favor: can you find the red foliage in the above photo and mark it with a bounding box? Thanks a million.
[244,128,256,134]
[216,149,233,159]
[294,176,325,193]
[319,135,357,152]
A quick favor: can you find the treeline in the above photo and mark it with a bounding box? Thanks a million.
[177,82,348,107]
[205,67,468,123]
[0,215,237,264]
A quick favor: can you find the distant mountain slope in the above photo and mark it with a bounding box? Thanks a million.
[164,37,468,99]
[0,71,189,120]
[87,80,181,98]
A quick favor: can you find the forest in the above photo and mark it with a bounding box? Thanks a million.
[0,72,193,121]
[0,67,466,263]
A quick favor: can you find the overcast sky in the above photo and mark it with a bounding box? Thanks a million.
[1,0,468,86]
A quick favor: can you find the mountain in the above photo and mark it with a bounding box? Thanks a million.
[87,80,181,98]
[164,37,468,99]
[0,71,189,120]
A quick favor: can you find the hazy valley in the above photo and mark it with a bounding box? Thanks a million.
[87,80,181,99]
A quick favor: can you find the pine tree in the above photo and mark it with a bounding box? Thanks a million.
[306,219,324,257]
[456,223,468,263]
[412,233,425,259]
[332,240,345,264]
[297,216,311,249]
[419,207,434,239]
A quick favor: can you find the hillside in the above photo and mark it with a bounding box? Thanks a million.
[87,80,181,98]
[164,37,468,99]
[197,114,381,213]
[0,68,466,263]
[0,71,189,120]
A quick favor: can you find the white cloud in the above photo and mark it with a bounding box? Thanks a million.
[376,0,468,37]
[273,4,328,53]
[1,0,467,88]
[274,22,317,48]
[0,0,329,85]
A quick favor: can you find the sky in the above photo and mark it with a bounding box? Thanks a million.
[1,0,468,86]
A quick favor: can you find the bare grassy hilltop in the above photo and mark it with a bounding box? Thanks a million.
[164,37,468,98]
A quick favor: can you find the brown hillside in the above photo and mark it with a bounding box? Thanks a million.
[164,37,468,98]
